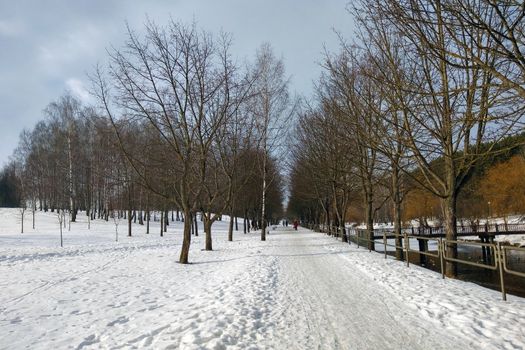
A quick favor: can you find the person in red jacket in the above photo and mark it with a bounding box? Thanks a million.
[293,220,299,230]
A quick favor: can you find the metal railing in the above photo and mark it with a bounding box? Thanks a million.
[406,235,445,279]
[381,232,403,259]
[335,229,524,301]
[350,229,376,251]
[351,223,525,238]
[441,239,503,298]
[501,245,525,278]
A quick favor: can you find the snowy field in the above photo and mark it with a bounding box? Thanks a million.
[0,209,524,349]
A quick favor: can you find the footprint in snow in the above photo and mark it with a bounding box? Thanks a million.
[76,334,100,350]
[10,316,21,324]
[106,315,129,326]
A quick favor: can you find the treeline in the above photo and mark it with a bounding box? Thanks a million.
[405,134,525,226]
[0,164,21,207]
[288,0,525,277]
[290,132,524,226]
[3,21,293,263]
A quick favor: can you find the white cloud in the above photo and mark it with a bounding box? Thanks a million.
[65,78,91,104]
[0,0,354,166]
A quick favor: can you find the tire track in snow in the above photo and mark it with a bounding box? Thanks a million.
[0,238,180,265]
[4,252,120,307]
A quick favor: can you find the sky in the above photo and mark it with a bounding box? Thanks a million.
[0,0,354,166]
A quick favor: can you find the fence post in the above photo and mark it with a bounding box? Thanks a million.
[481,224,488,263]
[439,238,445,279]
[497,242,507,301]
[404,232,409,267]
[357,230,360,249]
[418,238,426,266]
[383,232,387,259]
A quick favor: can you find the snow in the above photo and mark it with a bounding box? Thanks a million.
[0,209,524,349]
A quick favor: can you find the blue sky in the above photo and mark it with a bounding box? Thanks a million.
[0,0,354,165]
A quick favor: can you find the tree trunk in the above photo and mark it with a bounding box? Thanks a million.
[333,185,348,243]
[160,211,164,237]
[341,208,348,243]
[443,194,458,277]
[59,213,63,247]
[325,205,330,236]
[68,130,76,223]
[128,208,132,237]
[194,212,199,236]
[228,210,234,242]
[261,154,267,241]
[364,190,375,251]
[179,208,192,264]
[392,167,403,260]
[21,209,25,233]
[204,218,213,251]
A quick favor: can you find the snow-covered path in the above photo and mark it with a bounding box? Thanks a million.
[1,217,524,349]
[267,229,470,349]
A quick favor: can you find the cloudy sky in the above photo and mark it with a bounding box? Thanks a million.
[0,0,354,166]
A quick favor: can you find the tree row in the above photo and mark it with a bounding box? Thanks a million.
[288,0,525,277]
[6,20,293,263]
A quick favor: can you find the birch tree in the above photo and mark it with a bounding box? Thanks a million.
[252,43,293,241]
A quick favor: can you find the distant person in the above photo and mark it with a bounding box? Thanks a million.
[293,220,299,230]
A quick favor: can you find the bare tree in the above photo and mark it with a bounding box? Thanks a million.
[355,0,525,276]
[93,20,252,262]
[441,1,525,100]
[197,36,257,250]
[251,43,294,241]
[321,50,386,250]
[350,5,421,259]
[293,104,356,241]
[46,95,82,223]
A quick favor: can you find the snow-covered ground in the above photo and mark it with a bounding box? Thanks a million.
[1,209,524,349]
